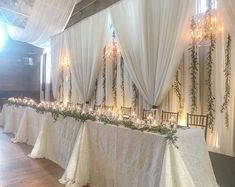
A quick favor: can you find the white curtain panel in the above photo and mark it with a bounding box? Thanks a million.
[64,11,108,103]
[110,0,192,106]
[218,0,235,35]
[7,0,78,48]
[51,33,66,99]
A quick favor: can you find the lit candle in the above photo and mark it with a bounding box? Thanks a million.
[152,120,157,127]
[136,118,140,124]
[118,115,123,121]
[169,116,175,124]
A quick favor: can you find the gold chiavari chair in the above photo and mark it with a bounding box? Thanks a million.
[187,113,208,140]
[143,109,157,120]
[94,105,101,111]
[121,106,132,119]
[161,110,179,124]
[103,105,113,111]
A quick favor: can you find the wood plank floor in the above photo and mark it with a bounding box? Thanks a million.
[0,128,64,187]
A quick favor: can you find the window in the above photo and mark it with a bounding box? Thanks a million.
[195,0,217,15]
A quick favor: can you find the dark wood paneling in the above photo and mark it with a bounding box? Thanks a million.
[66,0,120,28]
[0,38,43,101]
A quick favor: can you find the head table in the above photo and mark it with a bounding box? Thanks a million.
[0,104,219,187]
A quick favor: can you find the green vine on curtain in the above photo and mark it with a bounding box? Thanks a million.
[69,69,72,102]
[112,58,117,108]
[206,13,216,130]
[132,82,138,109]
[103,47,106,106]
[221,34,231,127]
[112,31,118,108]
[120,56,125,106]
[58,68,64,103]
[173,66,184,120]
[94,79,98,106]
[189,17,199,114]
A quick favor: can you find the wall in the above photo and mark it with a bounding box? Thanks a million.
[0,38,43,106]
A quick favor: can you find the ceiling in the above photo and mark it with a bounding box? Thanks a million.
[0,0,35,28]
[0,0,119,31]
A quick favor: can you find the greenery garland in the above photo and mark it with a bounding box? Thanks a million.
[7,100,178,148]
[103,47,106,105]
[189,17,199,114]
[69,69,72,102]
[132,82,139,109]
[221,34,231,127]
[94,79,98,106]
[112,55,117,108]
[173,67,184,119]
[120,56,125,106]
[206,13,216,130]
[59,68,64,103]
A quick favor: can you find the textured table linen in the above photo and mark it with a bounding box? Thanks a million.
[1,105,25,134]
[61,121,219,187]
[1,105,82,169]
[1,105,219,187]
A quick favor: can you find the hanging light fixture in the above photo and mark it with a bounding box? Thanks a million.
[191,11,217,44]
[105,31,120,59]
[61,56,70,69]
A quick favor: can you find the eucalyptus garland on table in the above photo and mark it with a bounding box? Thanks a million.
[120,56,125,106]
[221,34,232,127]
[206,13,216,130]
[7,100,178,148]
[189,17,199,114]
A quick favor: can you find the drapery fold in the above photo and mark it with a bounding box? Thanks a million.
[64,11,108,103]
[217,0,235,35]
[7,0,78,47]
[110,0,192,106]
[208,0,235,156]
[51,34,66,99]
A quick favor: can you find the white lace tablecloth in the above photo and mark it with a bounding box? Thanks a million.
[61,121,219,187]
[0,105,219,187]
[1,105,82,169]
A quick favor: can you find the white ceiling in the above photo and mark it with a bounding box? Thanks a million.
[0,0,35,28]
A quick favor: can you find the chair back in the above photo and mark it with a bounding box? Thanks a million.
[94,105,101,111]
[121,106,132,119]
[103,105,113,111]
[187,113,208,140]
[161,110,179,124]
[143,109,157,120]
[76,103,83,109]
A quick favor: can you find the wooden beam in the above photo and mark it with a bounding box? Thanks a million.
[66,0,120,29]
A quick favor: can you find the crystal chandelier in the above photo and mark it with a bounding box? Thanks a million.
[191,12,217,44]
[105,31,120,59]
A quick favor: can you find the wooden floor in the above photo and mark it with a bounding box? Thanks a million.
[0,128,64,187]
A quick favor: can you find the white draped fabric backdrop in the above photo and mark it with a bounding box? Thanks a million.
[49,0,235,156]
[7,0,78,48]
